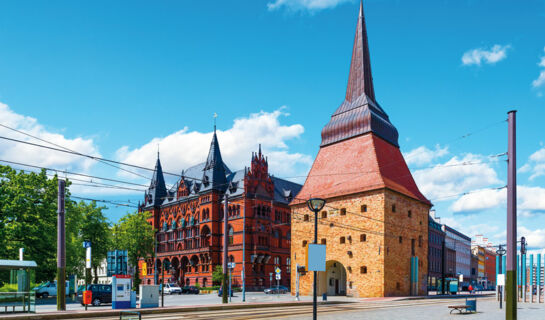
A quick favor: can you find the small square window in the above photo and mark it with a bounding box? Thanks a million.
[321,238,327,245]
[360,266,367,274]
[399,236,403,244]
[340,237,346,244]
[304,214,309,221]
[340,208,346,216]
[408,210,412,218]
[360,234,367,242]
[302,240,308,248]
[321,211,327,219]
[361,205,367,213]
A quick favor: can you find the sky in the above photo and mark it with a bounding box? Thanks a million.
[0,0,544,254]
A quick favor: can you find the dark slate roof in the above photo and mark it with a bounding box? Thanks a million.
[145,156,167,207]
[201,130,229,192]
[143,131,302,207]
[320,0,399,148]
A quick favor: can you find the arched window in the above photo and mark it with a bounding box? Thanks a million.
[228,226,234,245]
[273,229,279,238]
[286,257,291,273]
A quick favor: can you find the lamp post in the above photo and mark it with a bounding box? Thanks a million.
[307,198,326,320]
[497,245,507,309]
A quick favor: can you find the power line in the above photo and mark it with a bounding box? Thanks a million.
[0,123,151,180]
[0,158,149,187]
[70,195,139,208]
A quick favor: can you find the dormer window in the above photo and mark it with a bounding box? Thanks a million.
[202,175,209,186]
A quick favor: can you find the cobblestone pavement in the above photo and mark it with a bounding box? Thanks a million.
[285,297,545,320]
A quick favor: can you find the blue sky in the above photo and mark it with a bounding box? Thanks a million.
[0,0,544,252]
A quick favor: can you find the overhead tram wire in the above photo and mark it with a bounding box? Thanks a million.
[0,123,151,180]
[70,195,139,208]
[0,159,149,187]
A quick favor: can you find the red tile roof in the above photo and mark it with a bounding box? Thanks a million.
[292,133,431,206]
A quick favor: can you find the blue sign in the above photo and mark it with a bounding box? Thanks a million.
[83,241,91,248]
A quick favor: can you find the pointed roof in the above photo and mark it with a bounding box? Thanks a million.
[148,154,167,207]
[320,0,399,147]
[202,128,229,191]
[346,0,375,103]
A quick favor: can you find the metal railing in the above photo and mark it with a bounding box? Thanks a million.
[0,291,35,313]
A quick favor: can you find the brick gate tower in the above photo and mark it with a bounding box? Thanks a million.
[290,1,431,297]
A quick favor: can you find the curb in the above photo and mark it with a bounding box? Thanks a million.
[1,301,348,319]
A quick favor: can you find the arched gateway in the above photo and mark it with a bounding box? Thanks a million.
[318,260,347,296]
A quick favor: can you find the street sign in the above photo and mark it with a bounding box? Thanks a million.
[85,247,92,269]
[83,241,91,248]
[276,274,281,280]
[141,262,147,276]
[306,244,326,271]
[228,262,236,269]
[458,274,463,283]
[275,267,281,274]
[497,274,505,286]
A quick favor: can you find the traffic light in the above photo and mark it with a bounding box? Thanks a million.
[521,236,527,254]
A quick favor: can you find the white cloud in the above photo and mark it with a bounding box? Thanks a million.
[267,0,352,11]
[116,108,313,183]
[520,146,545,180]
[403,144,448,166]
[532,47,545,92]
[533,47,545,89]
[461,44,510,66]
[449,185,545,216]
[450,188,505,213]
[0,102,100,173]
[413,153,502,201]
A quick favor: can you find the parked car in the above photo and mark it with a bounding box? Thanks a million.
[264,285,289,294]
[34,281,70,298]
[182,286,200,294]
[164,283,182,295]
[217,286,233,297]
[76,284,112,306]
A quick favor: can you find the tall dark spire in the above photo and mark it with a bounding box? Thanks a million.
[202,129,228,191]
[345,0,375,103]
[320,1,399,148]
[148,154,167,207]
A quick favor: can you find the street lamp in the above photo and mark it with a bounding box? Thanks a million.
[306,198,326,320]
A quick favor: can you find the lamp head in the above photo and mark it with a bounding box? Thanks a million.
[307,198,326,212]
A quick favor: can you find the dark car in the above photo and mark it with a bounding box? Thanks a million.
[77,284,112,306]
[182,286,200,294]
[264,285,289,294]
[217,286,234,297]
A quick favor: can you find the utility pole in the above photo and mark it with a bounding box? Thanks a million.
[506,110,517,320]
[57,179,66,311]
[222,194,229,304]
[242,199,246,302]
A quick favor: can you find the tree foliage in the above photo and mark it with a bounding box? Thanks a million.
[111,210,155,288]
[212,265,224,285]
[0,165,112,285]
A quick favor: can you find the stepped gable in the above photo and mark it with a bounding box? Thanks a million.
[294,0,429,205]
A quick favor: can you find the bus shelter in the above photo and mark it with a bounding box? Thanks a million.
[0,259,37,313]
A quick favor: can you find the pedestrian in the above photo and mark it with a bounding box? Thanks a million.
[468,284,473,294]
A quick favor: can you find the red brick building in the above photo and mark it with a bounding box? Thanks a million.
[139,131,301,290]
[290,1,431,297]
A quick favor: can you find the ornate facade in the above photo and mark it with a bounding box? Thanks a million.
[139,131,301,290]
[290,1,431,297]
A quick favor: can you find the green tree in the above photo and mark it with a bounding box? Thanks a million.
[77,201,110,284]
[212,265,224,285]
[112,210,155,289]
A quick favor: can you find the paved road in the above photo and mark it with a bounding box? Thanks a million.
[37,296,545,320]
[35,292,353,313]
